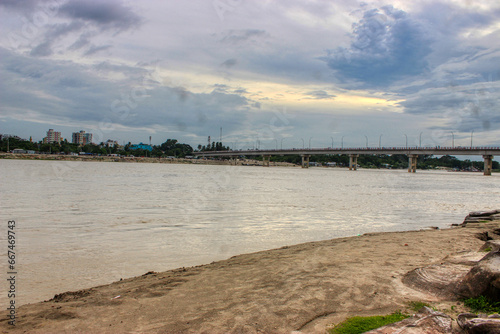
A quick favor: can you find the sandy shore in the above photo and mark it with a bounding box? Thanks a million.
[2,220,499,333]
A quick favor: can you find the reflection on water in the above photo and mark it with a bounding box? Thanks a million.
[1,159,499,305]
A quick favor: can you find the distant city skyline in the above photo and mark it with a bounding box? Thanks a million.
[1,1,499,150]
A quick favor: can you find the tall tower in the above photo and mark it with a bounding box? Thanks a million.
[208,136,211,147]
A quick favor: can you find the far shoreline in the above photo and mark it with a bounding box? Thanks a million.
[0,152,299,167]
[1,152,497,172]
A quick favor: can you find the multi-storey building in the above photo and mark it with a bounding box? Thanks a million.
[72,131,92,145]
[102,139,120,147]
[43,129,62,143]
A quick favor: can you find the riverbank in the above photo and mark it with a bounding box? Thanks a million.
[2,217,499,333]
[3,152,498,173]
[0,152,298,167]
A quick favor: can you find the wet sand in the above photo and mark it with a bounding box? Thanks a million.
[2,220,498,333]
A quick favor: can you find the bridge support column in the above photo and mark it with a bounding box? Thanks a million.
[301,155,310,168]
[262,155,271,167]
[408,154,418,173]
[349,154,358,171]
[483,155,493,176]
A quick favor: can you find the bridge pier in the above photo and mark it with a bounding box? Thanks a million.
[194,148,499,175]
[263,155,271,167]
[483,155,493,176]
[349,154,358,171]
[408,154,418,173]
[301,155,310,168]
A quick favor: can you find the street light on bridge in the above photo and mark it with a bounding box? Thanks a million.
[309,137,313,149]
[274,139,278,150]
[364,135,368,148]
[341,135,345,149]
[330,136,334,148]
[281,138,285,150]
[451,132,454,148]
[471,130,474,148]
[300,138,304,149]
[404,134,408,148]
[419,132,423,147]
[379,134,382,148]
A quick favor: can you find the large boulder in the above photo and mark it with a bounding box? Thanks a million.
[463,210,500,224]
[479,240,500,253]
[403,263,473,299]
[457,313,500,334]
[455,251,500,301]
[365,307,452,334]
[468,210,500,217]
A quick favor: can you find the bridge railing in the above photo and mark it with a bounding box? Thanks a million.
[195,146,500,154]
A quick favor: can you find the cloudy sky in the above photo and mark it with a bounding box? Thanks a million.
[1,0,499,150]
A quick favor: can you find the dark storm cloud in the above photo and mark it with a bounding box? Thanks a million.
[58,0,142,31]
[304,90,335,100]
[0,46,113,123]
[14,0,142,57]
[0,46,252,137]
[220,58,237,68]
[48,20,86,38]
[233,88,247,94]
[219,29,267,45]
[322,5,432,87]
[30,21,85,56]
[84,44,111,56]
[68,32,92,51]
[392,1,500,119]
[93,61,154,81]
[212,84,229,93]
[416,1,500,37]
[0,0,41,13]
[30,41,53,56]
[399,79,500,132]
[252,102,261,109]
[171,87,191,102]
[105,85,251,138]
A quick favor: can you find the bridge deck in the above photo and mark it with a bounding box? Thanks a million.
[194,147,500,157]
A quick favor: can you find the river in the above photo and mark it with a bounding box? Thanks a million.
[0,159,499,305]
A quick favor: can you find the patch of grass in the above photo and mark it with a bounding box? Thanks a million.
[408,301,430,312]
[329,312,409,334]
[463,295,500,314]
[482,247,492,252]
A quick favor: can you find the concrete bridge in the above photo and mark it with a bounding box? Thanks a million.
[193,147,500,175]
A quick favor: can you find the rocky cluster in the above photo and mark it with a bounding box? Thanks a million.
[462,210,500,224]
[398,210,500,333]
